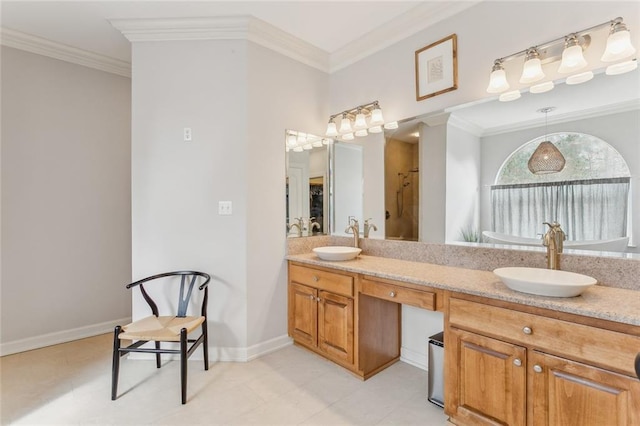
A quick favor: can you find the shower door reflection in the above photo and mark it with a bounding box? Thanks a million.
[385,138,419,241]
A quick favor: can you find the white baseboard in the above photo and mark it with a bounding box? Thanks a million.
[400,346,428,371]
[0,317,131,356]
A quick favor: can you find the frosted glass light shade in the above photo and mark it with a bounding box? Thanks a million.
[530,81,555,94]
[520,56,545,84]
[566,71,593,85]
[370,107,384,126]
[499,90,521,102]
[383,121,398,130]
[486,68,510,93]
[528,141,566,174]
[286,134,297,147]
[293,146,303,152]
[601,25,636,62]
[355,129,368,137]
[558,44,587,73]
[342,132,354,141]
[368,125,382,133]
[312,139,323,147]
[325,121,338,137]
[354,112,367,129]
[606,59,638,75]
[339,116,353,133]
[303,143,313,150]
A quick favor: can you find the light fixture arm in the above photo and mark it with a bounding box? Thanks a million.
[494,17,623,65]
[329,100,382,122]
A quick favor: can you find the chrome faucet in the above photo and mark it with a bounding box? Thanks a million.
[364,218,377,238]
[542,221,566,270]
[345,217,360,248]
[288,217,303,237]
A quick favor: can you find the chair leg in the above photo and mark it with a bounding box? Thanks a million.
[111,326,122,401]
[180,328,188,404]
[202,320,209,371]
[155,341,161,368]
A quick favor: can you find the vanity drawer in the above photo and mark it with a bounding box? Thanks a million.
[449,297,640,376]
[289,264,354,297]
[360,278,435,310]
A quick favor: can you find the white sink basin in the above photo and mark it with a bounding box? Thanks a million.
[493,267,597,297]
[313,246,361,261]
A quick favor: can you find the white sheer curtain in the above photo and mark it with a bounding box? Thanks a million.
[491,178,630,240]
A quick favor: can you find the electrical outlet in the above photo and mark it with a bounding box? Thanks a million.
[183,127,192,142]
[218,201,232,215]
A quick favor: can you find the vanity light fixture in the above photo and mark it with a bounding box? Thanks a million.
[601,20,636,62]
[286,130,332,152]
[325,101,396,141]
[528,107,566,174]
[520,48,545,84]
[530,81,555,94]
[486,17,637,99]
[558,34,588,73]
[486,60,510,93]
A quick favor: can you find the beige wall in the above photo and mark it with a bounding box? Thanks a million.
[1,47,132,354]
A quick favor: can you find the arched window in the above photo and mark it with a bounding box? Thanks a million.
[491,132,631,241]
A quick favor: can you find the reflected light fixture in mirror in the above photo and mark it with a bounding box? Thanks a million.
[285,130,333,152]
[528,107,566,174]
[325,100,397,141]
[487,16,637,100]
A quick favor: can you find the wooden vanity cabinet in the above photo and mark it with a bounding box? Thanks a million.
[445,294,640,426]
[288,263,355,368]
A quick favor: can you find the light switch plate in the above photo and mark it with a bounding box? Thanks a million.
[218,201,232,215]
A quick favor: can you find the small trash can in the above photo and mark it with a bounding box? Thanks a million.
[428,331,444,408]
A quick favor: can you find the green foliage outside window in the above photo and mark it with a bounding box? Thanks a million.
[496,132,630,185]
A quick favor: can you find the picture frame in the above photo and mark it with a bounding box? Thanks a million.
[415,34,458,101]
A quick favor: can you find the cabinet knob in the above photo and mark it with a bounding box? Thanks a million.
[316,297,321,302]
[513,358,522,367]
[533,365,543,373]
[389,291,396,298]
[522,326,533,335]
[312,275,320,282]
[309,294,315,300]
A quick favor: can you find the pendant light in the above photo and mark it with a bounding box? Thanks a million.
[528,107,566,174]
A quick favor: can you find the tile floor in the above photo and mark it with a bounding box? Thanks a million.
[1,334,449,425]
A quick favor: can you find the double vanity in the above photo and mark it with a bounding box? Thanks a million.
[286,246,640,426]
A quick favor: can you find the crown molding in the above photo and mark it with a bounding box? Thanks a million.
[479,99,640,137]
[109,16,330,73]
[329,1,481,72]
[447,114,484,137]
[0,28,131,78]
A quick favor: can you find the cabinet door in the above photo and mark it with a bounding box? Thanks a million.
[288,282,318,348]
[530,351,640,426]
[448,328,526,426]
[318,290,354,365]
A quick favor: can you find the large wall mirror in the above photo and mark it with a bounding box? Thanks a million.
[288,67,639,254]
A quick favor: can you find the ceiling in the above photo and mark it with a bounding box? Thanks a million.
[0,1,469,66]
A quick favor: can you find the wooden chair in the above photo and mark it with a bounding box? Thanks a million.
[111,271,211,404]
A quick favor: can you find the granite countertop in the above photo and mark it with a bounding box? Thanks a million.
[287,253,640,327]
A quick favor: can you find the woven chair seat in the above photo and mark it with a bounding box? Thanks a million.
[119,315,205,342]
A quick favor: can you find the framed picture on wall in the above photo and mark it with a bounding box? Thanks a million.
[415,34,458,101]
